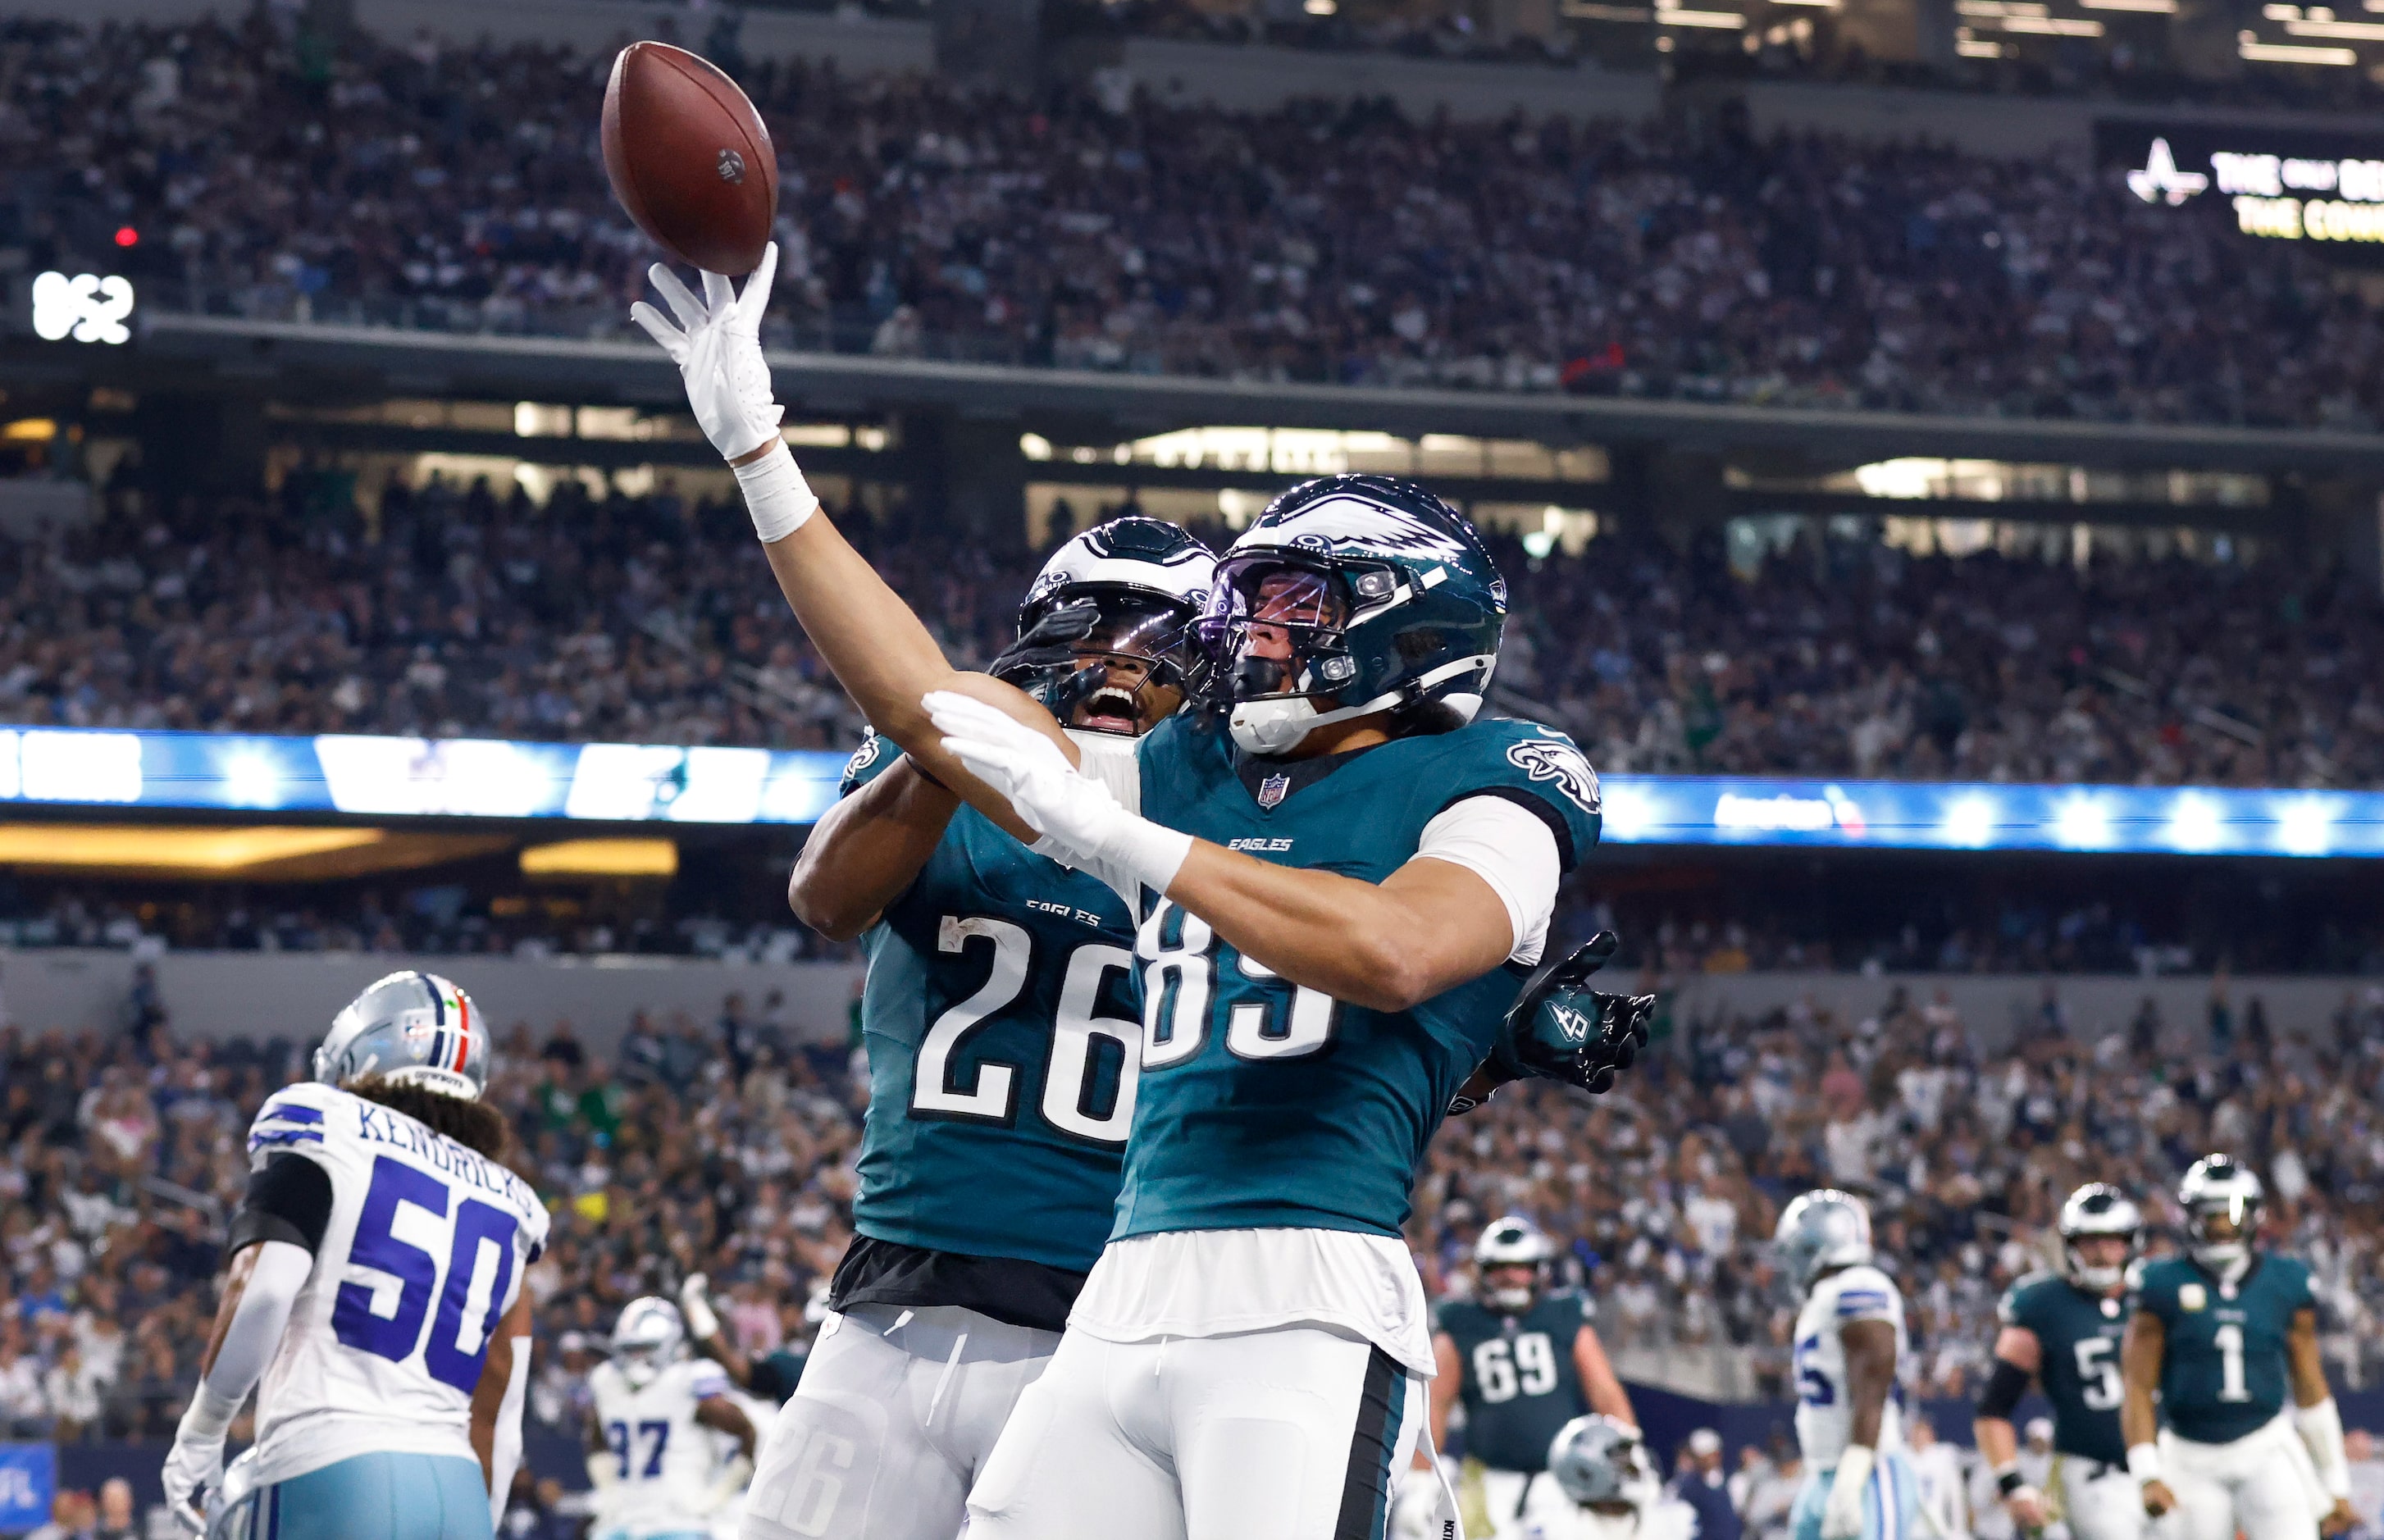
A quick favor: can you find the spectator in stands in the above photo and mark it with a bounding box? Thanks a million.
[1672,1428,1740,1540]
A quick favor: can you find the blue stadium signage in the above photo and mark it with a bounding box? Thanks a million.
[0,726,2378,857]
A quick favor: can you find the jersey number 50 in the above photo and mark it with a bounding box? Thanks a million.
[912,917,1140,1146]
[333,1155,521,1392]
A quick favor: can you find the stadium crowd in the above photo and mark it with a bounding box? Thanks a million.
[6,475,2380,789]
[17,14,2384,427]
[2,964,2382,1502]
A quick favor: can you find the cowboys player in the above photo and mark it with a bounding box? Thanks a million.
[1415,1216,1635,1539]
[2121,1156,2353,1540]
[1775,1190,1919,1540]
[741,517,1213,1540]
[161,973,548,1540]
[635,248,1651,1540]
[1522,1416,1695,1540]
[1974,1184,2143,1540]
[586,1299,756,1540]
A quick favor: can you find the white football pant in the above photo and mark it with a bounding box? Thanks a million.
[739,1303,1059,1540]
[966,1323,1428,1540]
[2054,1459,2153,1540]
[2158,1417,2322,1540]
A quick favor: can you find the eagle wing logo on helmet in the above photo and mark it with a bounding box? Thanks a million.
[1261,494,1475,562]
[1507,739,1601,814]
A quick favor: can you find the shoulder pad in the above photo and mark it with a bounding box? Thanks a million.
[1434,721,1602,868]
[247,1082,339,1164]
[1998,1273,2052,1326]
[839,729,900,796]
[688,1360,731,1401]
[1829,1265,1901,1319]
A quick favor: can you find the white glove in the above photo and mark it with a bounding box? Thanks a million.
[679,1272,722,1343]
[630,242,815,542]
[162,1384,239,1536]
[924,690,1191,895]
[1821,1445,1875,1540]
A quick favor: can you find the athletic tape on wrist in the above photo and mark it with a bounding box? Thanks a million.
[1110,818,1193,895]
[2126,1442,2162,1484]
[732,440,818,544]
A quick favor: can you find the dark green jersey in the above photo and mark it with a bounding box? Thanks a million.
[843,731,1140,1272]
[1998,1273,2129,1465]
[1116,716,1601,1239]
[2136,1252,2314,1445]
[1436,1291,1595,1473]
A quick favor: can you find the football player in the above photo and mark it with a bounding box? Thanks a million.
[741,517,1215,1540]
[586,1299,756,1540]
[1775,1190,1920,1540]
[1522,1416,1693,1540]
[160,973,549,1540]
[1975,1184,2144,1540]
[1413,1216,1635,1540]
[635,249,1651,1540]
[2121,1155,2354,1540]
[676,1273,809,1406]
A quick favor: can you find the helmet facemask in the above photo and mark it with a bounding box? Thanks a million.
[996,592,1202,738]
[1197,555,1387,755]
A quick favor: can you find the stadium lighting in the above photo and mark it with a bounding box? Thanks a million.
[2277,798,2336,856]
[520,839,679,877]
[1943,795,1999,849]
[2054,795,2110,850]
[0,825,386,873]
[2239,37,2359,59]
[113,226,138,248]
[2165,794,2226,851]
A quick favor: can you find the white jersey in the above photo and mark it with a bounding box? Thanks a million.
[244,1082,550,1488]
[589,1357,732,1537]
[1790,1264,1907,1469]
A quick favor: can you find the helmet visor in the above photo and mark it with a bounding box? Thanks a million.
[1198,556,1358,702]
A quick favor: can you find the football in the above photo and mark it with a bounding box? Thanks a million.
[600,41,778,276]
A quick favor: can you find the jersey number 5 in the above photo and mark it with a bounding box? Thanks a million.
[2075,1337,2124,1411]
[332,1155,520,1392]
[912,917,1139,1145]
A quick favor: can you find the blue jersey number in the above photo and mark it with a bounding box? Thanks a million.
[1137,900,1339,1068]
[1793,1333,1835,1406]
[333,1155,521,1392]
[912,917,1138,1146]
[606,1419,670,1480]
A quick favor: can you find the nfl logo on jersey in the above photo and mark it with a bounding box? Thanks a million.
[1258,773,1291,809]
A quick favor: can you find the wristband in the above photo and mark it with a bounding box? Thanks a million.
[1031,817,1193,897]
[1996,1466,2026,1497]
[176,1381,242,1442]
[2126,1442,2162,1485]
[732,440,818,544]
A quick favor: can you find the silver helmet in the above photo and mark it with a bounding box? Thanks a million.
[1475,1214,1558,1313]
[2058,1183,2144,1292]
[1774,1190,1874,1291]
[2178,1155,2263,1269]
[312,971,488,1101]
[611,1296,686,1390]
[1548,1415,1649,1507]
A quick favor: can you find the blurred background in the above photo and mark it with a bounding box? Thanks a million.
[0,0,2382,1533]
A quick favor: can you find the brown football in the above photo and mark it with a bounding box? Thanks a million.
[601,42,778,276]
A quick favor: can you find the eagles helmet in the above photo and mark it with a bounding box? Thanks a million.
[611,1296,686,1390]
[1773,1190,1874,1291]
[2178,1155,2263,1269]
[1547,1415,1649,1510]
[1475,1214,1558,1312]
[996,517,1216,736]
[312,971,488,1101]
[1193,475,1506,755]
[2057,1182,2144,1292]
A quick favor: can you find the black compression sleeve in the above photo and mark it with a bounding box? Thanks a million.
[226,1154,335,1255]
[1975,1356,2034,1421]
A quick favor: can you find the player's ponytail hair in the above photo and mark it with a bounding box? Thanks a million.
[344,1074,512,1161]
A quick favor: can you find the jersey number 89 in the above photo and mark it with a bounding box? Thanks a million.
[1140,900,1341,1066]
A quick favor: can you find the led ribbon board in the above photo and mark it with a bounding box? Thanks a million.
[2103,121,2384,251]
[2,726,2380,856]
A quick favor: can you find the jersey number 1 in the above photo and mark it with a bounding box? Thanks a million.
[333,1155,520,1392]
[2213,1323,2250,1401]
[912,918,1139,1145]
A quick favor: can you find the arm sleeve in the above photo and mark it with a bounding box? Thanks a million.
[203,1238,314,1402]
[1975,1356,2033,1420]
[489,1333,532,1524]
[226,1154,335,1255]
[1411,795,1561,965]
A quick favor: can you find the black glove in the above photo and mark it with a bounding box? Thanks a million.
[989,599,1110,719]
[1447,932,1653,1113]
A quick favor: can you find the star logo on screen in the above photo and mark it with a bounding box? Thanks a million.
[2127,139,2210,207]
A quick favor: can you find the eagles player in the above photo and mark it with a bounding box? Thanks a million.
[1416,1217,1635,1540]
[1775,1190,1919,1540]
[586,1299,757,1540]
[2121,1156,2354,1540]
[636,250,1651,1540]
[160,973,549,1540]
[1974,1184,2143,1540]
[1522,1416,1694,1540]
[736,516,1214,1540]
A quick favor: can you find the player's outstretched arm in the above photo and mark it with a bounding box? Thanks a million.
[2121,1308,2174,1515]
[163,1238,314,1533]
[697,1393,759,1460]
[631,250,1059,843]
[786,755,960,940]
[1573,1323,1635,1428]
[2287,1306,2358,1533]
[1819,1318,1897,1540]
[677,1274,764,1391]
[1974,1325,2047,1529]
[471,1292,534,1515]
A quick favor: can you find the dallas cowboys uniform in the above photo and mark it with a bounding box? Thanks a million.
[207,1082,550,1540]
[591,1358,739,1540]
[1789,1266,1921,1540]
